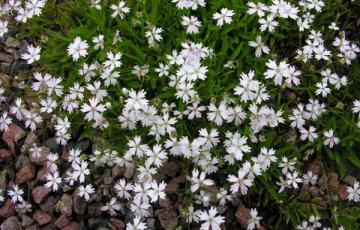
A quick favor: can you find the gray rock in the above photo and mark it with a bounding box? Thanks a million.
[146,218,156,230]
[1,216,23,230]
[43,138,59,153]
[5,37,21,48]
[73,193,87,215]
[40,196,55,215]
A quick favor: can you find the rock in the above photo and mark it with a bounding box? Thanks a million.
[111,166,124,179]
[54,214,70,228]
[311,197,328,210]
[15,154,29,170]
[16,164,35,184]
[165,181,179,194]
[158,161,179,177]
[318,174,328,190]
[305,161,321,176]
[338,184,349,200]
[235,205,251,229]
[40,196,54,215]
[159,198,171,208]
[30,146,50,166]
[58,194,73,216]
[0,199,16,218]
[342,175,357,186]
[26,224,40,230]
[0,171,6,192]
[21,132,38,153]
[1,216,22,230]
[62,222,80,230]
[87,203,102,217]
[0,149,13,162]
[0,52,15,63]
[108,218,125,230]
[73,193,87,215]
[158,208,178,229]
[5,37,21,48]
[32,186,52,204]
[10,60,30,76]
[2,123,26,153]
[41,223,56,230]
[33,210,52,225]
[21,215,34,227]
[43,138,59,153]
[153,173,166,182]
[146,218,156,230]
[61,149,69,161]
[329,174,340,192]
[165,176,185,193]
[37,166,51,181]
[124,165,135,179]
[88,218,102,229]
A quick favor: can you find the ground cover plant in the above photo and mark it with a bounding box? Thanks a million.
[0,0,359,229]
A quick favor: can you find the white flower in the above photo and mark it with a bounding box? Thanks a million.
[249,36,270,57]
[188,169,214,192]
[247,2,267,17]
[72,160,90,183]
[207,101,230,126]
[67,37,89,61]
[259,15,278,32]
[213,8,234,26]
[114,179,132,200]
[347,181,360,202]
[264,60,290,86]
[148,181,166,203]
[227,168,253,194]
[0,112,12,132]
[126,217,147,230]
[81,97,106,122]
[101,197,122,216]
[92,34,104,50]
[300,126,318,142]
[198,207,225,230]
[303,171,318,186]
[110,1,130,19]
[21,44,41,64]
[104,51,122,70]
[155,63,170,77]
[7,185,24,203]
[323,129,339,148]
[145,27,163,47]
[182,15,201,34]
[286,171,303,189]
[45,171,62,191]
[247,208,262,230]
[0,20,8,37]
[78,184,95,201]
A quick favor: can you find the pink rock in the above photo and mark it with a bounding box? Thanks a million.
[54,214,70,228]
[33,210,52,225]
[0,199,16,218]
[21,132,38,153]
[0,149,13,162]
[37,166,51,181]
[62,222,80,230]
[235,205,251,228]
[108,218,125,230]
[58,194,73,216]
[2,123,26,153]
[32,186,52,204]
[16,164,36,184]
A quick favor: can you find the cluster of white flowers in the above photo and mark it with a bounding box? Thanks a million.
[0,0,359,229]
